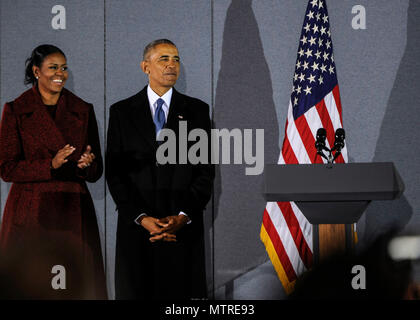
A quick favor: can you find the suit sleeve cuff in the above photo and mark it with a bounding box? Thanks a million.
[135,213,148,225]
[179,211,191,224]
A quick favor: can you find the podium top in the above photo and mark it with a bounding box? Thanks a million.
[263,162,405,202]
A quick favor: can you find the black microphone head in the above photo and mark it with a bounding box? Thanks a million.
[315,128,327,151]
[316,128,327,140]
[335,128,345,140]
[333,128,345,150]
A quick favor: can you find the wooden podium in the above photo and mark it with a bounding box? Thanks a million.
[263,162,405,264]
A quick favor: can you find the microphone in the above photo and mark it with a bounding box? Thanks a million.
[315,128,330,162]
[331,128,345,152]
[332,128,345,162]
[315,128,327,152]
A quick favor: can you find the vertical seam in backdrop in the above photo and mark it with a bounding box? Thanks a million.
[103,0,108,285]
[210,0,215,300]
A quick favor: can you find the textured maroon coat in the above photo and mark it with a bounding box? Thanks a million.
[0,86,107,299]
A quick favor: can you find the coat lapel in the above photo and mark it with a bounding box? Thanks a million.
[128,87,157,150]
[54,90,87,161]
[14,87,87,159]
[128,87,188,150]
[14,87,66,153]
[166,88,187,132]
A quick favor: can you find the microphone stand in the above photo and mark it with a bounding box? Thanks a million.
[316,146,334,168]
[332,149,342,162]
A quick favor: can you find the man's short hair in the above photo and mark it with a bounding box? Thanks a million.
[143,39,177,61]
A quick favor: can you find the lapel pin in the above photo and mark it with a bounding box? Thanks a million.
[178,115,184,119]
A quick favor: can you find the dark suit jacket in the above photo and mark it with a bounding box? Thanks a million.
[106,86,214,299]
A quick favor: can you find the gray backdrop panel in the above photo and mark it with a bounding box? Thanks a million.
[213,0,280,289]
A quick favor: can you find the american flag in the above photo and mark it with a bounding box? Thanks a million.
[260,0,348,294]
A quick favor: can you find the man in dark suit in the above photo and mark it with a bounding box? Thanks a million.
[106,39,214,300]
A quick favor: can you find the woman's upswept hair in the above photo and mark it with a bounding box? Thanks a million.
[24,44,66,85]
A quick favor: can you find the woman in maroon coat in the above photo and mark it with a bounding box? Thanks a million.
[0,45,107,299]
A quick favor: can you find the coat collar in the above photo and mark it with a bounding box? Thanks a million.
[129,86,187,149]
[14,86,85,116]
[13,86,88,159]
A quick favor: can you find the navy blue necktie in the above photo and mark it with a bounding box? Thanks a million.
[154,98,165,135]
